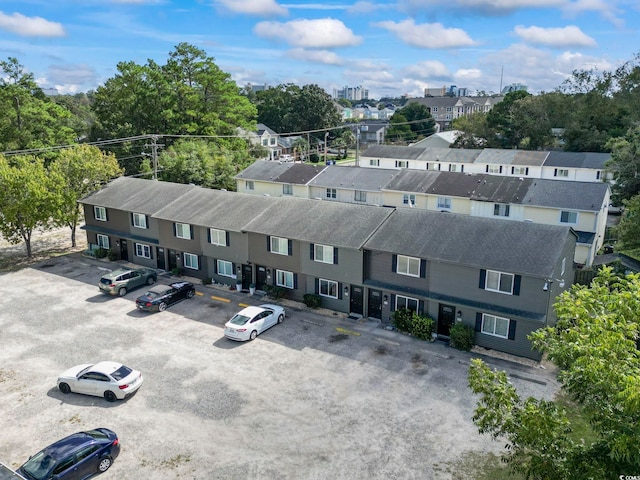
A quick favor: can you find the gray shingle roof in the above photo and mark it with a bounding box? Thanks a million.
[309,165,399,191]
[471,176,533,204]
[364,209,574,276]
[275,163,326,184]
[362,145,429,160]
[382,168,440,193]
[543,151,610,168]
[522,179,609,211]
[234,160,295,181]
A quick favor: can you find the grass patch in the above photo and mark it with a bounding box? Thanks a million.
[555,389,597,445]
[437,451,524,480]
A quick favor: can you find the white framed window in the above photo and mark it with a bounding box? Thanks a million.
[96,234,109,249]
[560,211,578,224]
[283,184,293,195]
[246,180,254,190]
[135,243,151,259]
[270,138,276,146]
[449,164,461,172]
[555,169,569,178]
[486,270,514,294]
[217,259,233,277]
[183,252,198,270]
[262,138,268,146]
[209,228,227,246]
[276,269,294,289]
[481,314,510,338]
[395,160,408,168]
[354,190,367,202]
[488,164,501,174]
[94,206,107,221]
[437,197,451,209]
[432,107,438,113]
[369,159,380,167]
[403,194,416,206]
[427,162,441,171]
[494,204,510,217]
[270,236,289,255]
[396,295,418,312]
[314,244,334,264]
[326,188,336,199]
[319,278,338,298]
[512,166,528,175]
[132,213,147,229]
[175,223,192,240]
[446,106,452,112]
[397,255,420,277]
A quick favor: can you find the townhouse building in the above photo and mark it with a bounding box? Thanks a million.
[405,96,503,131]
[81,177,576,360]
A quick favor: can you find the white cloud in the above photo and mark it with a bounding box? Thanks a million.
[403,60,451,80]
[287,48,345,65]
[514,25,597,48]
[214,0,288,16]
[563,0,624,26]
[398,0,564,15]
[375,19,477,49]
[347,1,396,14]
[0,11,65,37]
[454,68,483,82]
[47,63,98,86]
[254,18,362,48]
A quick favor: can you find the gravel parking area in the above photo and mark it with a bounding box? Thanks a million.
[0,253,560,479]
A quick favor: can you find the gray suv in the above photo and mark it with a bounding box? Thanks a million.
[98,267,157,296]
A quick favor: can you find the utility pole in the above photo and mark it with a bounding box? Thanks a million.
[147,135,164,180]
[324,131,329,165]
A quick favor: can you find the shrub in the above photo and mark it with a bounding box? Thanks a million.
[303,294,321,308]
[171,267,183,276]
[410,314,435,340]
[94,247,108,259]
[107,249,119,261]
[264,284,287,300]
[449,323,475,351]
[392,308,413,333]
[201,277,212,285]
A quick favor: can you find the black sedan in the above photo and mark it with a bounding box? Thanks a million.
[135,281,195,312]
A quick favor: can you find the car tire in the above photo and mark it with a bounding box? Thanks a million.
[186,289,195,298]
[147,276,156,285]
[249,330,258,341]
[118,287,127,297]
[98,457,112,473]
[158,302,167,312]
[104,390,117,402]
[58,382,71,394]
[277,314,284,324]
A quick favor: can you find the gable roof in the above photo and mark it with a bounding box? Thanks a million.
[363,145,429,160]
[522,179,609,211]
[364,209,574,277]
[543,151,610,169]
[274,163,327,184]
[234,160,296,181]
[473,149,548,166]
[309,165,399,191]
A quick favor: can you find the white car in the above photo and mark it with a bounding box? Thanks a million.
[57,361,144,402]
[224,304,286,341]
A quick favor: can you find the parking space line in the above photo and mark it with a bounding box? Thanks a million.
[336,327,360,337]
[195,291,204,296]
[211,295,231,303]
[238,303,250,307]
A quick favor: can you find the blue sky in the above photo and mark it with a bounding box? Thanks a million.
[0,0,638,99]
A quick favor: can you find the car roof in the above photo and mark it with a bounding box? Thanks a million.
[236,306,269,317]
[146,285,173,294]
[89,361,125,375]
[169,281,191,288]
[38,431,101,458]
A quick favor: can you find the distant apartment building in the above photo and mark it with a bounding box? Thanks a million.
[333,85,369,101]
[501,83,528,95]
[424,85,469,97]
[407,95,504,131]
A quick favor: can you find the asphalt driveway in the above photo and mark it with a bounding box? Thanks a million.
[0,253,560,479]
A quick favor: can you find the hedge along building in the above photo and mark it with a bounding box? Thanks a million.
[80,176,576,359]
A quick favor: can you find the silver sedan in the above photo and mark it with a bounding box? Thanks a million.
[57,361,144,402]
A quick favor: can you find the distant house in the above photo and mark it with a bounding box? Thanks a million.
[406,96,504,131]
[237,123,281,160]
[410,130,461,148]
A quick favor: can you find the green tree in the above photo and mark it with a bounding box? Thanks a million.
[385,113,413,144]
[485,90,531,148]
[50,145,123,247]
[0,155,64,257]
[469,267,640,480]
[393,103,436,139]
[451,112,490,149]
[613,193,640,251]
[606,125,640,203]
[52,92,97,142]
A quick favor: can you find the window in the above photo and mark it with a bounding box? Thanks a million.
[555,169,569,177]
[283,184,293,195]
[262,138,268,146]
[446,106,452,112]
[135,243,151,259]
[403,194,416,206]
[437,197,451,209]
[183,252,199,270]
[96,234,109,249]
[596,170,601,180]
[481,314,510,338]
[395,160,408,168]
[396,295,418,312]
[493,204,510,217]
[319,279,338,298]
[270,236,289,255]
[369,159,380,167]
[217,259,233,277]
[560,211,578,224]
[270,138,276,146]
[326,188,336,199]
[314,244,334,264]
[354,190,367,202]
[449,164,461,172]
[246,180,254,190]
[512,166,528,175]
[276,269,294,289]
[94,206,107,221]
[175,223,192,240]
[432,107,438,113]
[488,164,501,174]
[486,270,514,294]
[132,213,147,229]
[426,162,441,171]
[396,255,420,277]
[209,228,227,246]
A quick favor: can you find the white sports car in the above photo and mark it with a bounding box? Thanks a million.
[224,304,286,341]
[57,361,144,402]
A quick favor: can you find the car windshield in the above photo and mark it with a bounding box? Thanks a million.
[20,451,56,480]
[111,365,132,381]
[229,314,250,326]
[84,429,108,440]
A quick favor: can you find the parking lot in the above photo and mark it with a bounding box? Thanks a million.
[0,253,560,479]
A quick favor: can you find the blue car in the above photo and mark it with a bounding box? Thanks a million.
[17,428,119,480]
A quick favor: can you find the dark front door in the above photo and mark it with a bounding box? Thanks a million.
[168,249,177,271]
[255,265,268,290]
[438,303,456,336]
[242,264,253,290]
[120,239,128,262]
[156,247,166,271]
[367,289,382,320]
[350,285,363,315]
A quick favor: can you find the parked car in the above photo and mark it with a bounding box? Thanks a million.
[17,428,119,480]
[57,361,143,402]
[224,304,285,341]
[98,267,157,296]
[135,281,196,312]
